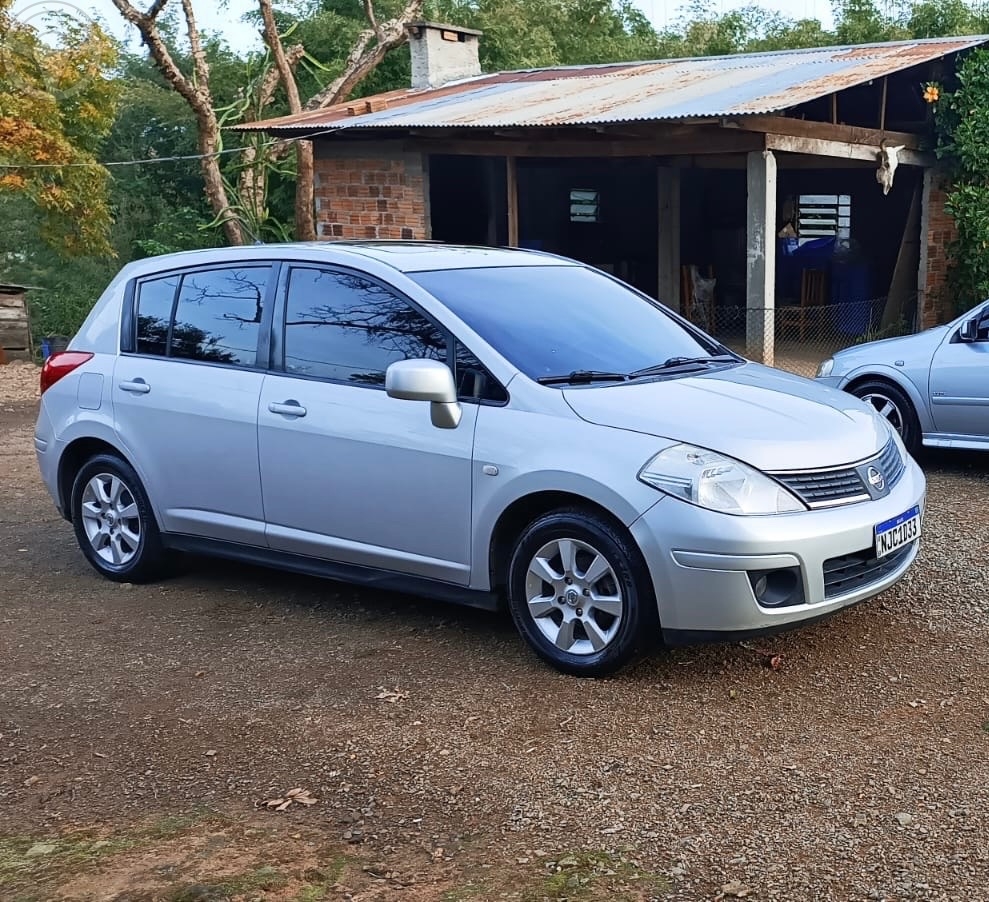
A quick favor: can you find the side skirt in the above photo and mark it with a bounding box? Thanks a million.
[162,534,502,612]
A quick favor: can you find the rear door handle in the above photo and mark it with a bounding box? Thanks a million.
[268,400,307,418]
[119,379,150,394]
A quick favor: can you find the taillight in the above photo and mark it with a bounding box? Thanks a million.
[40,351,94,394]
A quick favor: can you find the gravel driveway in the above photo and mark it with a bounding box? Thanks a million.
[1,374,988,901]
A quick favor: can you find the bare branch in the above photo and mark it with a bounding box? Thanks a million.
[363,0,380,37]
[258,0,303,113]
[180,0,210,95]
[304,0,422,112]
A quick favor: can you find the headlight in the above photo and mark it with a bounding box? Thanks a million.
[639,444,806,515]
[816,358,834,378]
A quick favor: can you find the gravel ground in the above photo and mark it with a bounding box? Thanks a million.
[1,399,988,901]
[0,361,41,405]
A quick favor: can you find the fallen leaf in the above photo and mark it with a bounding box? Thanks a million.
[722,880,751,897]
[23,775,40,787]
[205,750,217,757]
[374,687,408,703]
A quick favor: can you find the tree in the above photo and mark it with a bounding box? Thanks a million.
[109,0,247,245]
[0,0,119,255]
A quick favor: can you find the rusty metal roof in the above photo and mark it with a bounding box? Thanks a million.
[241,36,988,135]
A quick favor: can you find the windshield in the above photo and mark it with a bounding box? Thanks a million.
[410,265,725,382]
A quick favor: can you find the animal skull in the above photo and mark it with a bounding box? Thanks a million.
[876,144,905,195]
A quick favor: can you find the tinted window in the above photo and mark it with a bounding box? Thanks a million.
[136,275,179,356]
[411,266,719,381]
[170,267,270,366]
[283,267,446,386]
[456,342,508,403]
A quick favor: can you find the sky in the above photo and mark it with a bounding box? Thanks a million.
[11,0,839,52]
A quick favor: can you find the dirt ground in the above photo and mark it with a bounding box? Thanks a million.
[2,390,988,902]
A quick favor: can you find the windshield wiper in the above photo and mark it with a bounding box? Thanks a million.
[630,354,739,379]
[537,370,630,385]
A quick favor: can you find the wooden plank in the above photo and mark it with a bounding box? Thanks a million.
[506,156,519,248]
[764,133,933,167]
[405,129,765,159]
[723,114,925,151]
[883,181,922,329]
[0,295,26,308]
[0,308,29,321]
[0,323,30,348]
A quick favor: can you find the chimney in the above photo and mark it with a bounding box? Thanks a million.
[406,22,482,90]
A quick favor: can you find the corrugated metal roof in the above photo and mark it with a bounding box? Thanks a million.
[240,36,988,134]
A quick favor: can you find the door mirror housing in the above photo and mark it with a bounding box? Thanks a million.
[386,359,462,429]
[959,317,978,342]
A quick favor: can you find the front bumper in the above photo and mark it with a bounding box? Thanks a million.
[629,455,926,641]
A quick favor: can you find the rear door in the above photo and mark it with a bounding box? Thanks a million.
[257,263,478,584]
[113,263,276,544]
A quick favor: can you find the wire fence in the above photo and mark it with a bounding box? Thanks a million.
[686,297,912,378]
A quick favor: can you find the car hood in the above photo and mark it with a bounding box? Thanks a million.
[832,325,949,366]
[562,363,887,472]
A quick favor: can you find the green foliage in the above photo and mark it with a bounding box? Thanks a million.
[935,47,989,313]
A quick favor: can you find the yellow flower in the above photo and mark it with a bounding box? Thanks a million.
[923,83,940,104]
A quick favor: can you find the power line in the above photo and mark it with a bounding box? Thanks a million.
[0,125,344,170]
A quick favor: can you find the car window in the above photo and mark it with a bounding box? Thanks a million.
[169,267,271,367]
[456,342,508,403]
[410,265,722,381]
[282,266,446,386]
[135,274,180,356]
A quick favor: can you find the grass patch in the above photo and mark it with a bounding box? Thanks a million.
[525,850,671,901]
[0,810,219,891]
[168,866,288,901]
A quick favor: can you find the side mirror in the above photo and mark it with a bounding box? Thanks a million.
[385,358,462,429]
[959,318,978,342]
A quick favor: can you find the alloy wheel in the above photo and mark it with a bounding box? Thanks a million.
[524,538,624,655]
[860,391,905,435]
[80,472,142,566]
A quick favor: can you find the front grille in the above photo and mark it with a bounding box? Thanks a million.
[771,439,904,509]
[875,437,906,489]
[823,542,914,599]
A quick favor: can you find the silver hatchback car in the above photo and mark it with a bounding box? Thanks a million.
[36,243,925,675]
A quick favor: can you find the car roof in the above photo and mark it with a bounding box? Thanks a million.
[120,242,576,278]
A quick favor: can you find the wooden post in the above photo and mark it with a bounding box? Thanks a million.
[657,166,681,311]
[831,93,837,125]
[746,150,776,366]
[880,76,888,132]
[506,156,519,247]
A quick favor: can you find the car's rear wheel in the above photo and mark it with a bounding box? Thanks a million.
[506,508,655,676]
[849,379,921,456]
[71,453,167,582]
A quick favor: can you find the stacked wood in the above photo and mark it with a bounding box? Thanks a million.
[0,285,32,363]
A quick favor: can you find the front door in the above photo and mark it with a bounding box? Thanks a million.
[929,308,989,439]
[113,265,274,544]
[258,264,476,584]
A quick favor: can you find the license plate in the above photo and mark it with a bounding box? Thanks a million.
[874,506,921,559]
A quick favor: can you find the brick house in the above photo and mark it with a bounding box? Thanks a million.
[242,28,985,365]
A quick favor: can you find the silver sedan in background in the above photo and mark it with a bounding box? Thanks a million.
[816,300,989,456]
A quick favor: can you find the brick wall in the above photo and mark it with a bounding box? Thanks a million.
[918,172,957,329]
[313,152,428,240]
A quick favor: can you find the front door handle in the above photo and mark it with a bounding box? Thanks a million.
[268,400,307,418]
[119,379,150,394]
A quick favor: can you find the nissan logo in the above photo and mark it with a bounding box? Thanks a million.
[867,466,886,491]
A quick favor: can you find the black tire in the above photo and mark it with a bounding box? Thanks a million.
[506,508,657,677]
[70,453,167,583]
[848,378,921,457]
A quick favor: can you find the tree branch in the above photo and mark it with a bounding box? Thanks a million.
[303,0,423,111]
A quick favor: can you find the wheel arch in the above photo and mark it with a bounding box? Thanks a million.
[57,437,159,527]
[840,366,933,433]
[487,490,644,598]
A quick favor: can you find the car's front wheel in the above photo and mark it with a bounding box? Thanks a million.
[849,379,921,456]
[70,453,167,583]
[506,508,656,676]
